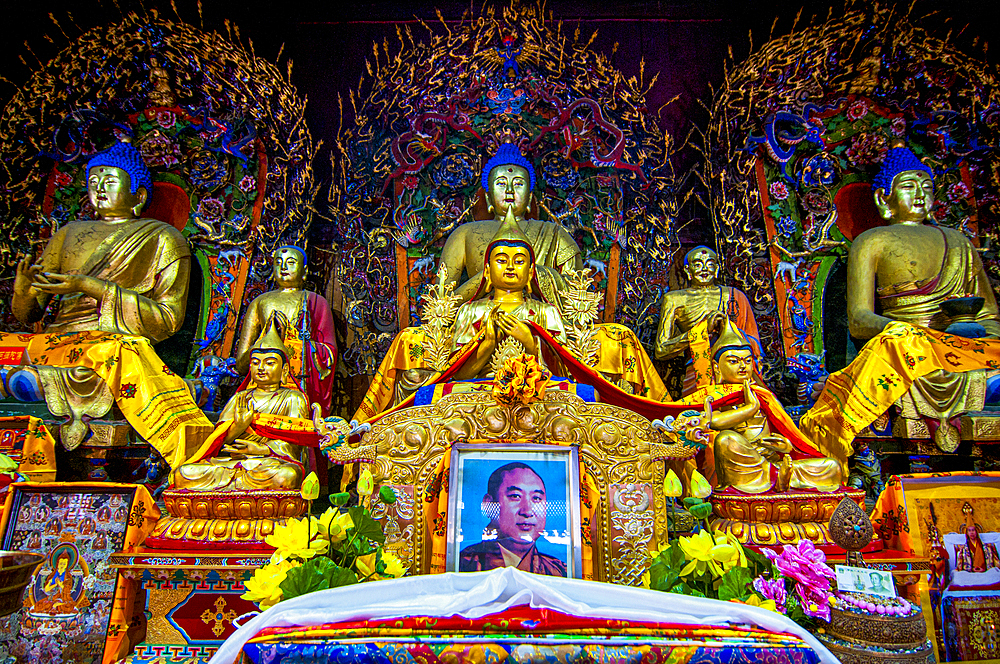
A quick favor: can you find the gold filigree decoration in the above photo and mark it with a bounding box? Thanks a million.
[420,266,463,372]
[559,268,601,366]
[489,336,527,377]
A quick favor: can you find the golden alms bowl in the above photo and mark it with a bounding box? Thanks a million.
[0,551,45,617]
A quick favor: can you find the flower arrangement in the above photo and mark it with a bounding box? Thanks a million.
[492,353,551,406]
[645,470,835,628]
[242,469,407,611]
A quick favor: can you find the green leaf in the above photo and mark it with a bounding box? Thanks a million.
[348,506,386,544]
[378,485,398,504]
[682,497,704,508]
[717,567,754,602]
[279,557,357,600]
[688,503,714,519]
[330,492,350,507]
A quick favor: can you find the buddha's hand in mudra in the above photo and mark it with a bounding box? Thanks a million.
[19,259,106,300]
[741,379,760,416]
[222,440,272,459]
[494,309,537,355]
[232,391,256,435]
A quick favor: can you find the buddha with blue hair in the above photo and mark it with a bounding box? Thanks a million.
[801,140,1000,467]
[3,140,212,467]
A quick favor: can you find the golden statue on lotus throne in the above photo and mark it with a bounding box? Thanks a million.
[355,143,667,421]
[1,140,213,468]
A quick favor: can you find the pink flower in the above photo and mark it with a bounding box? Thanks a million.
[753,576,787,613]
[53,171,73,187]
[152,109,177,129]
[763,540,835,621]
[769,181,789,201]
[846,132,888,166]
[197,197,226,221]
[933,205,950,222]
[239,174,257,194]
[890,117,907,137]
[846,100,869,121]
[402,175,420,190]
[948,182,970,202]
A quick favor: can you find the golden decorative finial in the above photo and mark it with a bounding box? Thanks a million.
[829,496,873,567]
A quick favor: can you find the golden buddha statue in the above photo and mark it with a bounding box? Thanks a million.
[173,322,309,491]
[1,141,212,466]
[451,209,566,380]
[354,149,666,421]
[655,246,760,395]
[234,245,337,415]
[708,321,842,495]
[440,143,582,305]
[801,142,1000,465]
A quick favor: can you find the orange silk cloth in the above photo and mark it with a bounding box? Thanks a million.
[353,323,666,423]
[799,322,1000,474]
[0,331,214,470]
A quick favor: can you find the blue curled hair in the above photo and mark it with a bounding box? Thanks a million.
[683,245,716,267]
[86,142,153,195]
[274,245,308,266]
[481,143,536,191]
[872,146,933,194]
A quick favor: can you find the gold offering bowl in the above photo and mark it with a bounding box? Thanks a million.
[0,551,45,617]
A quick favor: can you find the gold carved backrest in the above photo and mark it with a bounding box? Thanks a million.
[332,390,696,585]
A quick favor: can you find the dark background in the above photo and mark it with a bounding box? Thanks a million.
[2,0,997,235]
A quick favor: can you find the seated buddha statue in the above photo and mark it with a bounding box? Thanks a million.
[354,147,666,420]
[707,321,842,494]
[801,142,1000,467]
[655,245,761,395]
[2,140,212,467]
[173,322,310,491]
[440,142,581,305]
[234,245,337,416]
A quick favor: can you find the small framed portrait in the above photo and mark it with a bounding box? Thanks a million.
[446,443,581,578]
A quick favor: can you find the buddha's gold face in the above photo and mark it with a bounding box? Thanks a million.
[684,248,719,288]
[488,165,531,218]
[250,351,286,387]
[88,166,142,220]
[716,348,754,384]
[487,244,533,292]
[882,170,935,223]
[273,248,306,288]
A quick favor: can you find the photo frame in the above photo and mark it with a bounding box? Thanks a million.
[446,443,581,578]
[0,483,141,663]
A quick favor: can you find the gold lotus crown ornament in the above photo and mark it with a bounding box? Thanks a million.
[711,318,753,361]
[488,206,535,250]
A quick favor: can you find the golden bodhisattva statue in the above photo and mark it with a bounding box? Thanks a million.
[234,245,337,415]
[354,145,666,421]
[801,143,1000,467]
[708,321,842,495]
[656,245,761,395]
[173,323,309,491]
[1,141,212,466]
[440,143,581,305]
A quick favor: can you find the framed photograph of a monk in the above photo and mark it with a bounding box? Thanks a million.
[446,443,581,578]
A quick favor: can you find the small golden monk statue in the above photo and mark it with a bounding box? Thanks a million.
[1,140,211,465]
[655,245,761,395]
[800,141,1000,463]
[233,245,337,415]
[440,143,582,304]
[173,322,309,491]
[708,320,842,494]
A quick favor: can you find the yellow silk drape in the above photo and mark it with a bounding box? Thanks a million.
[800,322,1000,474]
[1,331,214,469]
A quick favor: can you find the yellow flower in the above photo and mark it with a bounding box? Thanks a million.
[381,550,407,578]
[641,569,651,589]
[358,468,375,497]
[242,558,299,610]
[0,453,18,473]
[355,552,377,578]
[663,469,683,498]
[317,507,354,545]
[265,516,330,560]
[730,595,779,613]
[690,470,713,499]
[678,530,742,578]
[300,472,320,500]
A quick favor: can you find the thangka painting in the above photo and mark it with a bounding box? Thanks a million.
[0,484,142,663]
